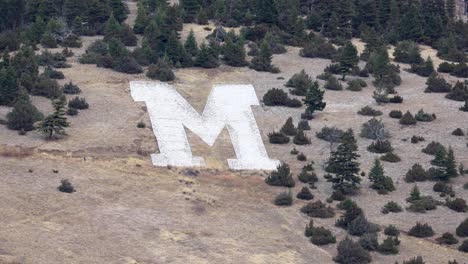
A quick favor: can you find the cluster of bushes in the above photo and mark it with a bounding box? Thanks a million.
[406,185,441,213]
[269,118,310,145]
[358,106,382,117]
[265,163,295,188]
[262,88,302,107]
[300,200,335,218]
[381,201,403,214]
[446,82,468,102]
[37,50,71,69]
[304,220,336,246]
[367,140,393,154]
[299,34,337,60]
[408,222,434,238]
[346,79,367,91]
[360,118,389,140]
[409,57,435,77]
[425,73,452,93]
[67,97,89,116]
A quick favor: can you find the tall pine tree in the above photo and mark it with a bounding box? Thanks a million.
[36,96,69,139]
[302,80,326,119]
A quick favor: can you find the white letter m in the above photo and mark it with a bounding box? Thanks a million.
[130,81,279,170]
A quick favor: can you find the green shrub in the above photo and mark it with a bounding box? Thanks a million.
[389,110,402,119]
[274,191,293,206]
[68,97,89,110]
[316,126,344,142]
[381,201,403,214]
[411,135,425,144]
[147,61,175,81]
[409,57,435,77]
[367,140,393,153]
[436,232,459,245]
[301,200,335,218]
[438,62,455,73]
[384,225,400,236]
[347,214,379,236]
[297,153,307,161]
[407,196,440,213]
[305,220,337,245]
[66,108,78,116]
[393,41,423,64]
[422,141,446,155]
[299,35,337,59]
[32,76,62,98]
[263,88,302,107]
[63,82,81,94]
[358,106,382,116]
[334,237,371,264]
[446,81,468,102]
[425,73,452,93]
[280,117,297,136]
[408,222,434,238]
[457,218,468,237]
[297,186,314,200]
[114,56,143,74]
[137,122,146,128]
[324,76,343,90]
[358,232,378,251]
[460,100,468,112]
[459,240,468,252]
[290,148,299,155]
[58,179,75,193]
[400,111,417,125]
[346,79,367,91]
[265,163,295,187]
[378,236,400,255]
[298,120,310,130]
[293,130,311,145]
[43,66,65,79]
[415,109,436,122]
[452,128,465,136]
[360,118,389,140]
[380,152,401,163]
[330,190,346,201]
[268,131,290,144]
[403,256,425,264]
[446,198,468,212]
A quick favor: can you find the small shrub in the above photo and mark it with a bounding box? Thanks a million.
[460,100,468,112]
[58,179,75,193]
[409,57,435,77]
[360,118,389,140]
[358,232,378,251]
[380,152,401,163]
[305,221,337,245]
[290,148,299,155]
[263,88,302,107]
[459,240,468,252]
[297,153,307,161]
[446,81,468,102]
[415,109,436,122]
[452,128,465,136]
[405,164,428,182]
[436,232,459,245]
[137,122,146,128]
[389,95,404,103]
[408,222,434,238]
[43,66,65,79]
[317,71,333,81]
[389,110,402,119]
[446,198,468,212]
[63,82,81,94]
[347,79,367,91]
[147,61,175,81]
[457,218,468,237]
[411,135,425,144]
[297,186,314,200]
[381,201,403,214]
[378,236,400,255]
[298,170,318,184]
[358,106,382,116]
[330,190,346,201]
[281,117,297,136]
[68,97,89,110]
[293,130,311,145]
[268,131,290,144]
[400,111,417,125]
[265,163,295,188]
[422,141,446,155]
[316,126,344,142]
[367,140,393,153]
[301,200,335,218]
[298,120,310,130]
[347,214,380,236]
[334,237,371,264]
[384,225,400,236]
[274,190,293,206]
[425,73,452,93]
[403,256,425,264]
[438,62,455,73]
[66,108,78,116]
[114,56,143,74]
[324,76,343,91]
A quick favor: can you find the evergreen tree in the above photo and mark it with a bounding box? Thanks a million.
[336,0,354,38]
[249,40,279,73]
[443,147,458,181]
[109,0,129,23]
[181,0,200,22]
[338,42,359,80]
[0,66,18,105]
[133,1,149,34]
[326,129,361,194]
[166,31,192,67]
[194,42,219,68]
[223,32,248,67]
[6,90,43,132]
[64,0,84,25]
[184,29,199,57]
[104,14,122,42]
[302,80,326,119]
[407,185,421,203]
[36,96,69,139]
[399,2,423,41]
[368,158,395,194]
[256,0,277,24]
[446,0,456,21]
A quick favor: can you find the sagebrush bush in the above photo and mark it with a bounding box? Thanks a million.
[334,237,371,264]
[316,126,344,142]
[389,110,402,119]
[63,81,81,94]
[297,186,314,200]
[68,97,89,110]
[298,120,310,130]
[446,198,468,212]
[367,140,393,153]
[436,232,458,245]
[305,220,337,245]
[380,152,401,163]
[384,225,400,236]
[403,256,425,264]
[297,153,307,161]
[58,179,75,193]
[263,88,302,107]
[360,118,389,140]
[265,163,295,187]
[446,81,468,102]
[358,232,378,251]
[281,117,297,136]
[422,141,446,155]
[268,131,290,144]
[381,201,403,214]
[298,170,318,184]
[347,214,380,236]
[411,135,425,144]
[425,73,452,93]
[408,222,434,238]
[274,191,293,206]
[324,76,343,90]
[415,109,436,122]
[407,196,440,213]
[378,236,400,255]
[301,200,335,218]
[358,106,382,116]
[405,164,428,182]
[400,111,417,125]
[346,79,367,91]
[66,108,78,116]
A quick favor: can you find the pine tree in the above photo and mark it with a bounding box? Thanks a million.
[280,117,297,136]
[181,0,200,22]
[223,32,248,67]
[338,42,359,80]
[133,2,149,34]
[368,158,395,194]
[36,96,69,139]
[256,0,277,24]
[326,129,361,194]
[64,0,84,24]
[336,0,354,38]
[0,67,18,105]
[407,185,421,203]
[249,40,279,73]
[446,0,456,21]
[194,42,219,68]
[443,147,458,181]
[104,14,122,42]
[302,80,326,119]
[109,0,129,23]
[399,2,423,41]
[166,31,192,67]
[184,29,199,57]
[6,90,43,132]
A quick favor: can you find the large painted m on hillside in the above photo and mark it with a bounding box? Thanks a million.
[130,81,279,170]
